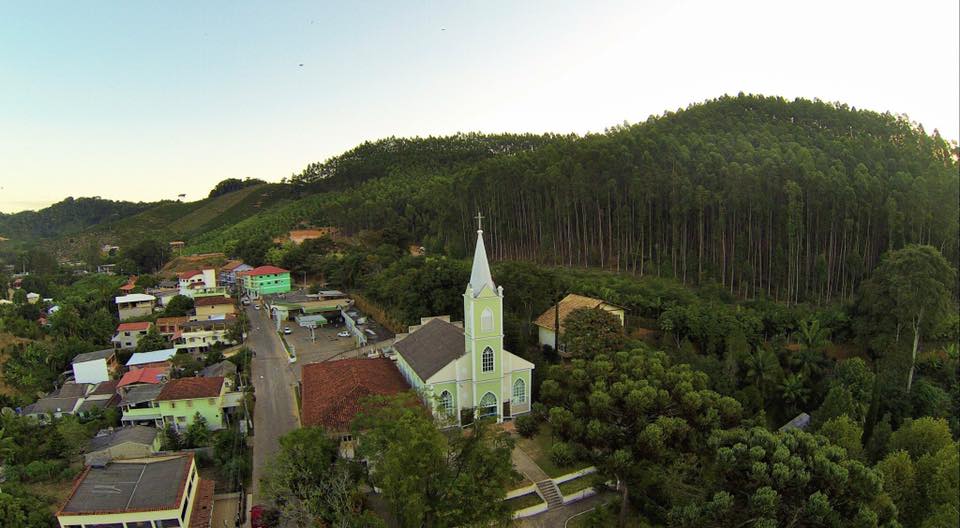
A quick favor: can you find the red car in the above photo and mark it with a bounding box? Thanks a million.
[250,505,269,528]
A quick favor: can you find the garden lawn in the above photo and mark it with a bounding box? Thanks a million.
[559,476,595,496]
[514,425,590,478]
[504,492,544,512]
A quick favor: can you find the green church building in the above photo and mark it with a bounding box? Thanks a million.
[393,224,534,425]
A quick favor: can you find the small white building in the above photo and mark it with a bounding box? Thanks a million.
[115,293,157,321]
[112,322,153,351]
[71,349,118,385]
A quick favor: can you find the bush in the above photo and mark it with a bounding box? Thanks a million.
[514,414,539,438]
[530,402,548,422]
[550,442,574,467]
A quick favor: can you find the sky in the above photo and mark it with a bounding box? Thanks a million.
[1,0,958,213]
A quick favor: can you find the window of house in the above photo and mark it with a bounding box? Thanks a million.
[170,402,176,408]
[482,347,494,373]
[158,519,181,527]
[177,416,186,423]
[186,400,193,408]
[513,378,526,403]
[439,391,454,415]
[478,392,497,418]
[208,398,216,405]
[341,434,353,442]
[481,308,494,332]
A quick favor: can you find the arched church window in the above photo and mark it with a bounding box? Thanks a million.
[481,308,494,332]
[439,391,454,415]
[513,378,526,403]
[482,347,494,372]
[479,392,497,418]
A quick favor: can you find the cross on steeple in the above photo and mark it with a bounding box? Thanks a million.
[475,211,484,232]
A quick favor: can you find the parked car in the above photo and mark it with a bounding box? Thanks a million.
[254,304,260,310]
[337,331,351,337]
[284,327,292,334]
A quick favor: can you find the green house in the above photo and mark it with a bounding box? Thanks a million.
[240,265,292,298]
[392,227,534,425]
[154,376,228,431]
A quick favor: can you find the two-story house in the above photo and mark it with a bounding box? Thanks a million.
[194,295,236,319]
[178,269,217,297]
[155,377,228,431]
[112,321,154,351]
[219,260,253,289]
[71,348,119,384]
[115,293,156,321]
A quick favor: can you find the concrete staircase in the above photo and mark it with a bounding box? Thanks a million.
[536,479,563,509]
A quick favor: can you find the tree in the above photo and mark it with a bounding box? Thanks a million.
[887,417,953,460]
[744,345,782,401]
[184,413,211,448]
[669,427,895,527]
[540,348,742,527]
[163,295,195,317]
[161,423,181,451]
[134,326,168,353]
[55,416,90,459]
[819,415,864,460]
[125,239,170,274]
[169,352,203,378]
[857,245,956,391]
[208,177,265,198]
[561,307,626,359]
[356,393,516,528]
[261,427,380,528]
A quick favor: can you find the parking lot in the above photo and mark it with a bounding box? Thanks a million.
[279,323,357,380]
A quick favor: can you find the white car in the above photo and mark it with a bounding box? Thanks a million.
[283,327,292,335]
[254,304,260,310]
[337,331,351,338]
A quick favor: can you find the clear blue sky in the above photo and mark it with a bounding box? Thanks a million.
[1,0,958,213]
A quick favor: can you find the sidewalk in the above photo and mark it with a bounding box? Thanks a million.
[511,444,549,483]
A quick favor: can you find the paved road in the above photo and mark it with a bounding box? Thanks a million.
[518,491,613,528]
[247,305,301,503]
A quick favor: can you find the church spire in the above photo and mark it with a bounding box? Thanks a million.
[468,212,495,297]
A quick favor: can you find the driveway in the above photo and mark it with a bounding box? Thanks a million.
[247,305,301,503]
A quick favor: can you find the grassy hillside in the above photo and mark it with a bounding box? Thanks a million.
[48,183,293,255]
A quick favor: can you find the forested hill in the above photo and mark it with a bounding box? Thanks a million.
[195,94,959,305]
[0,197,152,241]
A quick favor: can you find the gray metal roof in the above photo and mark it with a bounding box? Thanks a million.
[57,382,93,398]
[87,426,158,452]
[23,396,82,415]
[200,360,237,379]
[60,456,190,514]
[72,348,115,364]
[120,384,164,406]
[393,318,465,381]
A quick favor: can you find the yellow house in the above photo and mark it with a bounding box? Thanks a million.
[56,453,214,528]
[193,295,236,319]
[534,293,625,355]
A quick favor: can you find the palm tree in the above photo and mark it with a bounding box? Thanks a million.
[745,346,781,400]
[795,318,829,352]
[780,373,810,412]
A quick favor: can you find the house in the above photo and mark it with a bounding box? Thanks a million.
[178,269,218,297]
[391,226,534,425]
[169,240,185,252]
[779,412,812,432]
[219,260,253,288]
[115,293,157,321]
[119,275,138,293]
[76,380,120,416]
[84,425,160,465]
[126,348,177,370]
[155,377,228,431]
[118,367,169,389]
[96,263,117,274]
[149,287,182,307]
[200,360,237,388]
[71,348,119,384]
[112,321,154,351]
[173,317,237,354]
[194,295,236,319]
[301,358,409,457]
[119,384,165,427]
[56,453,214,528]
[534,293,625,354]
[239,265,292,298]
[265,290,350,323]
[22,382,92,420]
[157,315,189,337]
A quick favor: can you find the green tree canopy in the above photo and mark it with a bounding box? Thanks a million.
[561,307,626,358]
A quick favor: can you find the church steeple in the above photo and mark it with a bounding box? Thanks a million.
[468,213,496,297]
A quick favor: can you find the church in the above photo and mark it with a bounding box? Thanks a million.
[391,222,534,425]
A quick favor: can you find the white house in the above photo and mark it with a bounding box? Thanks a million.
[71,349,118,385]
[178,269,217,297]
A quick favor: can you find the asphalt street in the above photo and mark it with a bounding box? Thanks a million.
[246,305,300,504]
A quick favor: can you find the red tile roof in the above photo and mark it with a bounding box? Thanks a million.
[118,367,169,387]
[301,358,410,431]
[156,377,224,401]
[194,295,233,307]
[239,265,289,277]
[188,479,216,528]
[178,269,202,280]
[117,321,153,332]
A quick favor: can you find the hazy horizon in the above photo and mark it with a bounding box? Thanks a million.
[2,0,958,214]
